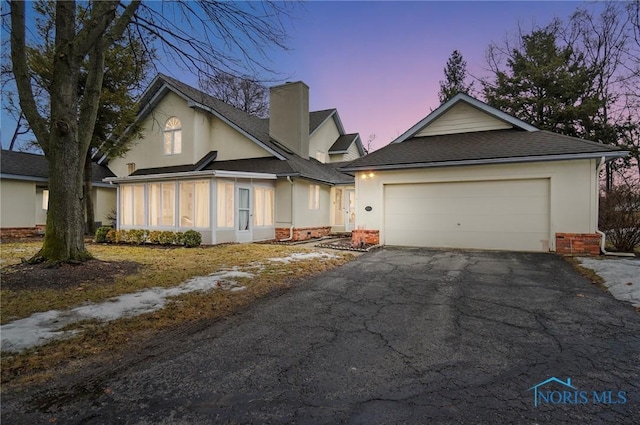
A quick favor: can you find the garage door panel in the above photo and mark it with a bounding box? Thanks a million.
[384,179,550,251]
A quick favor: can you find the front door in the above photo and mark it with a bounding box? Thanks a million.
[345,189,356,232]
[236,186,252,242]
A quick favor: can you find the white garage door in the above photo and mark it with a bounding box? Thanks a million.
[384,179,550,251]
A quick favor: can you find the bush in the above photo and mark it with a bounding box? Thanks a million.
[182,230,202,248]
[599,184,640,252]
[128,229,149,245]
[174,232,185,246]
[158,231,176,245]
[106,229,117,243]
[148,230,162,245]
[95,226,112,243]
[114,229,127,244]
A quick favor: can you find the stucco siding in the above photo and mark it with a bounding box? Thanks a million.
[1,180,36,227]
[356,159,597,250]
[109,92,272,178]
[415,103,512,137]
[293,180,331,228]
[94,187,117,226]
[35,187,48,225]
[310,117,340,161]
[275,179,293,227]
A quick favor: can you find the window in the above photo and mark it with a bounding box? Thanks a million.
[308,184,320,210]
[179,180,210,228]
[315,151,326,163]
[42,189,49,210]
[149,183,175,226]
[254,187,274,226]
[121,185,146,226]
[216,181,234,228]
[163,117,182,155]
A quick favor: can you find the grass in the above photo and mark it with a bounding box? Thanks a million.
[0,241,355,388]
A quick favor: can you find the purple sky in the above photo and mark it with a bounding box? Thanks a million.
[268,1,593,151]
[2,1,599,152]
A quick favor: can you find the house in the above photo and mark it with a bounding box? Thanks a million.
[341,93,628,254]
[102,74,364,244]
[0,150,116,237]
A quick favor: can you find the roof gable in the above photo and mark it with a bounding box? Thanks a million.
[392,93,538,144]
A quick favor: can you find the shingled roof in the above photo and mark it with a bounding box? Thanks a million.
[342,129,626,171]
[129,74,358,185]
[1,150,115,184]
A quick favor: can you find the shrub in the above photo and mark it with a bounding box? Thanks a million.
[174,232,185,246]
[158,231,176,245]
[95,226,112,243]
[182,230,202,248]
[599,184,640,252]
[106,229,117,243]
[114,229,127,244]
[128,229,149,245]
[148,230,162,245]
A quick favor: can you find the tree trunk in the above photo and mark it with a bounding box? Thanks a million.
[84,152,96,236]
[33,1,92,264]
[37,131,92,263]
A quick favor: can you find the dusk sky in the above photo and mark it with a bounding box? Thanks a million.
[1,1,604,152]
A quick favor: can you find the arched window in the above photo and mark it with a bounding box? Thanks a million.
[163,117,182,155]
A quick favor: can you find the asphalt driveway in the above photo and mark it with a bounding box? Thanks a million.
[4,248,640,424]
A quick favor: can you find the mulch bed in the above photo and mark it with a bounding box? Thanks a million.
[1,260,140,291]
[315,237,378,252]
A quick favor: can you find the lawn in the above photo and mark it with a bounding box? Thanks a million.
[0,240,354,388]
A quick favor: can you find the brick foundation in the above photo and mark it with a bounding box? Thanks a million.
[0,225,46,239]
[351,229,380,247]
[275,226,332,242]
[555,233,601,256]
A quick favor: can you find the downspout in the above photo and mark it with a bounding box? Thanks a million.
[595,156,635,257]
[278,176,295,241]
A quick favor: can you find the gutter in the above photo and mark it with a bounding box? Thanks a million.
[278,176,295,242]
[595,156,635,257]
[104,169,277,183]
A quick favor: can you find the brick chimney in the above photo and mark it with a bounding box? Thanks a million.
[269,81,309,159]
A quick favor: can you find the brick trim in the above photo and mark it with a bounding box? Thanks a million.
[351,229,380,247]
[275,226,331,242]
[555,233,601,256]
[0,225,46,239]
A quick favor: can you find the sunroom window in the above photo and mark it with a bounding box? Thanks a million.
[180,180,210,228]
[163,117,182,155]
[149,183,175,226]
[254,187,274,226]
[216,182,234,228]
[121,185,146,226]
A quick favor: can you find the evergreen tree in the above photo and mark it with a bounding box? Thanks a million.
[483,29,601,138]
[438,50,474,103]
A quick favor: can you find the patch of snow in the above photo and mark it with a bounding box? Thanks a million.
[0,268,254,353]
[579,257,640,308]
[268,252,338,263]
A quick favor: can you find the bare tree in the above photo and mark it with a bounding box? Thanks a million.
[200,72,269,118]
[9,1,295,264]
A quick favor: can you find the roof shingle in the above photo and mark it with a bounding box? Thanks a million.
[343,129,626,171]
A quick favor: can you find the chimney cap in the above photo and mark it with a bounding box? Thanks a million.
[271,80,309,90]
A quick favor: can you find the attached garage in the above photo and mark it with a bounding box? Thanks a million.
[342,93,628,254]
[384,179,550,251]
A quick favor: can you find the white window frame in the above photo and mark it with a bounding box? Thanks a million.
[163,117,182,155]
[308,184,320,211]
